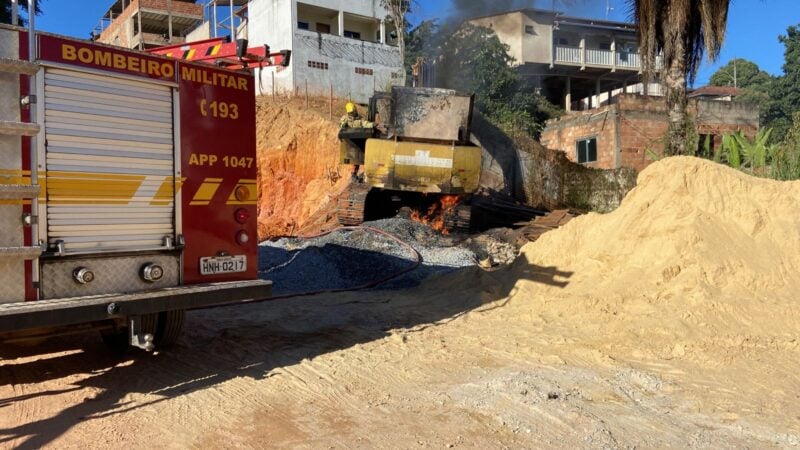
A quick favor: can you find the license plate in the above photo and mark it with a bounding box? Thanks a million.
[200,255,247,275]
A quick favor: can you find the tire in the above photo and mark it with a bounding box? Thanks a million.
[155,310,185,347]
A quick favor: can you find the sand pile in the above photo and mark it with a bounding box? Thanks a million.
[255,98,350,239]
[507,156,800,360]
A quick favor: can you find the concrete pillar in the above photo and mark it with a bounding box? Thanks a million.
[565,77,571,112]
[595,79,601,108]
[338,10,344,36]
[167,0,173,42]
[137,10,143,50]
[380,19,386,44]
[611,35,616,72]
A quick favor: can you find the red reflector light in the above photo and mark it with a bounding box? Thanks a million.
[234,208,250,224]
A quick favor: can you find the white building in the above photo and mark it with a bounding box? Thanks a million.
[248,0,405,103]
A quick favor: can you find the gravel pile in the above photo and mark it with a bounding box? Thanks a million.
[259,217,516,296]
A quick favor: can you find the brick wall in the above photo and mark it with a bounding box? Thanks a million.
[542,94,760,173]
[616,96,668,172]
[140,0,202,16]
[540,106,619,170]
[98,0,202,49]
[98,0,138,48]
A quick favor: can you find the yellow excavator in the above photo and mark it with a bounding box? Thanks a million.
[337,87,482,232]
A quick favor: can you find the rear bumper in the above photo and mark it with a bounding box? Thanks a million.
[0,280,272,333]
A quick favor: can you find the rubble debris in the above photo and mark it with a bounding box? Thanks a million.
[259,217,518,295]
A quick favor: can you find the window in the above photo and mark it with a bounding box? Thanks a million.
[558,37,569,45]
[355,67,373,75]
[599,42,611,50]
[525,25,534,34]
[298,21,309,30]
[576,138,597,163]
[316,23,331,34]
[344,30,361,40]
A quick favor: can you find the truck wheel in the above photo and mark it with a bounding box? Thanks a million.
[155,310,185,347]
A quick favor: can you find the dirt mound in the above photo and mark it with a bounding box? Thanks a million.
[510,156,800,359]
[256,98,350,239]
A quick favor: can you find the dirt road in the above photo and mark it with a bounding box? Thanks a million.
[1,266,797,448]
[3,158,799,448]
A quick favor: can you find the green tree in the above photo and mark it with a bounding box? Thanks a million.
[404,19,438,81]
[434,24,560,136]
[0,0,42,26]
[628,0,730,156]
[770,113,800,180]
[381,0,411,63]
[710,58,774,127]
[765,24,800,143]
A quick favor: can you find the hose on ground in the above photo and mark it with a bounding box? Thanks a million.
[194,226,422,310]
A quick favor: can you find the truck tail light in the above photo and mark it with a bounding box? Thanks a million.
[234,185,251,202]
[236,230,250,245]
[234,208,250,224]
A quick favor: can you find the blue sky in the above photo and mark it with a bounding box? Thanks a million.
[30,0,800,86]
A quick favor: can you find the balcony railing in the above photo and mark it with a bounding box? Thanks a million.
[616,51,640,68]
[555,45,581,64]
[554,45,656,71]
[586,48,613,66]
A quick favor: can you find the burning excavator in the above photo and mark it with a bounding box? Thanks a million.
[337,87,482,233]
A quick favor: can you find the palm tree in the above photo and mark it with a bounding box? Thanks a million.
[0,0,42,26]
[629,0,730,155]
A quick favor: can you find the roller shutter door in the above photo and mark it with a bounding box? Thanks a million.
[44,68,176,253]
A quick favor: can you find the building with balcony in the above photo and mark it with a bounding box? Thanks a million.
[247,0,405,103]
[95,0,204,50]
[469,9,661,111]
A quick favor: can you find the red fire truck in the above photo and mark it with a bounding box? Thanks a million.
[0,20,286,351]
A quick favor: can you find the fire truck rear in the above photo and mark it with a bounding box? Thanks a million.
[0,23,278,351]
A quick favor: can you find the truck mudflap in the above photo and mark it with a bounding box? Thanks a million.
[0,280,272,334]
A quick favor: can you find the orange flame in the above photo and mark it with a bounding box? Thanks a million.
[409,195,462,234]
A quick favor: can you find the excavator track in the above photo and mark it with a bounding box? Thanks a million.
[443,204,472,234]
[336,183,370,226]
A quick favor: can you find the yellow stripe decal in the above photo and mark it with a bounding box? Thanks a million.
[210,44,222,56]
[190,178,222,206]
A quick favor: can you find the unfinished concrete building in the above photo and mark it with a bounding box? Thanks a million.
[248,0,405,103]
[540,94,760,172]
[469,9,662,112]
[94,0,204,50]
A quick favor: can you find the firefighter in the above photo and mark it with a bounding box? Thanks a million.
[340,102,374,130]
[341,102,373,183]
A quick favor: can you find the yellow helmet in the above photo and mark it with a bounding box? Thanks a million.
[345,102,356,114]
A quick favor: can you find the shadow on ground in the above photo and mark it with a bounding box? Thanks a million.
[0,248,572,449]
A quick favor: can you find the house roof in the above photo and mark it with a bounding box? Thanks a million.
[467,8,636,31]
[687,86,741,98]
